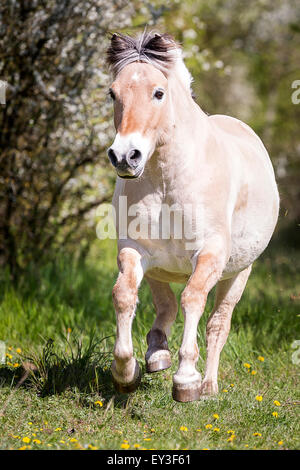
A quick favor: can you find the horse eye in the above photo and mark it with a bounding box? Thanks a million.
[154,90,164,100]
[109,89,116,100]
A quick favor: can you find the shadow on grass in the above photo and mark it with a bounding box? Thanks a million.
[0,365,26,388]
[0,337,163,412]
[0,336,157,410]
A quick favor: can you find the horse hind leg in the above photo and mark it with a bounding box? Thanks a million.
[200,265,252,396]
[145,277,178,373]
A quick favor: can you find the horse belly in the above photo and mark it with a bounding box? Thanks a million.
[224,197,279,277]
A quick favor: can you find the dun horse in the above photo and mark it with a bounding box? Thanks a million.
[105,32,279,402]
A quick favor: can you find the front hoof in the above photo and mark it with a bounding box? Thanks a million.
[200,379,218,397]
[146,350,171,373]
[172,375,202,403]
[111,359,141,394]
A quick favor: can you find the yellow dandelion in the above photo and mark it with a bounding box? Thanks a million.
[196,429,202,432]
[95,400,103,407]
[12,435,21,439]
[13,363,20,368]
[213,413,219,420]
[251,370,257,375]
[69,438,78,443]
[222,389,228,393]
[32,439,41,444]
[16,348,22,354]
[88,445,98,450]
[227,430,235,434]
[257,356,265,362]
[28,422,32,425]
[272,411,278,418]
[22,437,31,443]
[54,428,62,432]
[59,440,65,444]
[213,428,220,432]
[253,432,262,437]
[205,424,212,429]
[278,440,283,446]
[230,383,235,387]
[227,435,235,442]
[180,426,188,432]
[243,363,251,369]
[150,428,155,432]
[31,433,36,437]
[144,438,152,441]
[121,443,130,449]
[18,446,29,450]
[6,353,12,359]
[133,444,141,448]
[255,395,263,402]
[273,400,281,407]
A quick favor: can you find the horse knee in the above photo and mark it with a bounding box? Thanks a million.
[112,280,137,312]
[181,287,206,313]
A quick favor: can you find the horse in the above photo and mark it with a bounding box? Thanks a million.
[105,31,279,402]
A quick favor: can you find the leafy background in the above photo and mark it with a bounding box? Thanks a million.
[0,0,299,277]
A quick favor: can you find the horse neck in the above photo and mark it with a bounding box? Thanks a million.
[146,71,209,188]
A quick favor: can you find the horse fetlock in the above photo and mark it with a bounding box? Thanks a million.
[200,379,218,396]
[179,343,199,364]
[146,328,169,350]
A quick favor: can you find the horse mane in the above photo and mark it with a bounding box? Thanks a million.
[106,31,180,77]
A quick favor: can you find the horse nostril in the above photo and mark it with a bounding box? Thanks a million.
[128,149,142,162]
[108,148,118,167]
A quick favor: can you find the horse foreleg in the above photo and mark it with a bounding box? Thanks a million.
[200,265,252,396]
[111,247,144,393]
[145,278,178,373]
[173,250,225,402]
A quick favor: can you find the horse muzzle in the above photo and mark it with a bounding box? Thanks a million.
[107,147,144,179]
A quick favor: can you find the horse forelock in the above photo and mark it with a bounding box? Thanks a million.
[106,31,180,77]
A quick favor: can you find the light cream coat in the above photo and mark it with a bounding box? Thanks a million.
[107,50,279,401]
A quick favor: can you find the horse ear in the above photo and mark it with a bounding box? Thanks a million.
[146,33,178,52]
[109,33,128,51]
[107,33,130,68]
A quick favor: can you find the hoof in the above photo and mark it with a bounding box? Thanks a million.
[111,360,141,394]
[146,354,171,373]
[200,380,218,397]
[172,376,202,403]
[146,349,171,373]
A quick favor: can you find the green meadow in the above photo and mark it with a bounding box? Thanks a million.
[0,238,299,450]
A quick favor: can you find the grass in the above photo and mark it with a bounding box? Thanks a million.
[0,238,299,450]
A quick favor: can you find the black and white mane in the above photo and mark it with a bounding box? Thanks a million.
[106,31,180,77]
